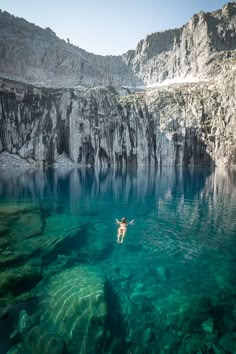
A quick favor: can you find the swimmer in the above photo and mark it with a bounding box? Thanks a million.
[115,217,134,243]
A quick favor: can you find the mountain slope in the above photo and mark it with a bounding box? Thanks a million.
[0,3,235,88]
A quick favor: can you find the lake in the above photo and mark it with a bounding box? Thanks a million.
[0,167,235,353]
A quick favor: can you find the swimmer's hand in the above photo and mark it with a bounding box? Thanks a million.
[129,220,134,225]
[115,219,119,224]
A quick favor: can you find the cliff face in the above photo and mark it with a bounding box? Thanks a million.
[0,3,235,167]
[0,71,235,167]
[124,2,236,85]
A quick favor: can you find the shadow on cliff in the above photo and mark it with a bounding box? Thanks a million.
[156,123,215,168]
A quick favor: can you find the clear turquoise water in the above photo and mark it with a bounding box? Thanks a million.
[0,167,235,353]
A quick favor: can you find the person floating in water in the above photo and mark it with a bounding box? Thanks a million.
[115,217,134,243]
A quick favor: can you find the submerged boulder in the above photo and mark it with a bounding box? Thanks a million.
[40,265,108,353]
[0,259,42,298]
[9,211,44,239]
[0,203,38,218]
[22,325,66,354]
[76,222,114,263]
[6,344,23,354]
[0,203,44,268]
[18,310,32,335]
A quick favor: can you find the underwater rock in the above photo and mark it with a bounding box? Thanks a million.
[1,250,13,256]
[41,221,94,266]
[135,283,145,291]
[0,219,81,270]
[40,265,108,353]
[0,247,34,268]
[130,291,154,306]
[6,344,23,354]
[9,211,44,239]
[76,222,113,263]
[178,333,206,353]
[56,254,67,265]
[10,309,34,340]
[77,240,113,263]
[43,213,81,241]
[0,204,45,267]
[18,310,32,334]
[143,327,153,344]
[0,203,38,218]
[0,303,13,320]
[22,325,66,354]
[0,224,10,237]
[128,328,146,345]
[127,326,156,351]
[119,267,132,280]
[223,314,235,332]
[179,296,212,332]
[201,317,214,334]
[0,259,42,298]
[218,333,236,353]
[157,265,167,282]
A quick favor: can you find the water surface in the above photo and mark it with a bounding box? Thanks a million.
[0,167,235,353]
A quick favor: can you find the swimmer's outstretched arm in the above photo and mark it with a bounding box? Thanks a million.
[115,218,134,225]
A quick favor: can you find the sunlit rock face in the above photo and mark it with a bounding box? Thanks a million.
[123,3,236,85]
[0,76,235,167]
[0,3,235,167]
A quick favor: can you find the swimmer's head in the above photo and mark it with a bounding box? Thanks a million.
[121,217,126,223]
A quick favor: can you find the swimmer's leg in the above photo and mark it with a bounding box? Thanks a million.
[120,229,126,243]
[117,229,122,243]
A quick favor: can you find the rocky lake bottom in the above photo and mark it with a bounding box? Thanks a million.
[0,167,235,354]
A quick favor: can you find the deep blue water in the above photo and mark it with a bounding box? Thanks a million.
[0,167,235,353]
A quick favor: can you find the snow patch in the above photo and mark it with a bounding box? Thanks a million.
[146,76,203,88]
[122,76,208,91]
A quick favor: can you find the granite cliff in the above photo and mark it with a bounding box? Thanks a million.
[124,2,236,85]
[0,2,235,167]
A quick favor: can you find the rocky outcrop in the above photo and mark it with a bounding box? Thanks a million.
[40,266,108,353]
[124,2,236,85]
[0,74,235,167]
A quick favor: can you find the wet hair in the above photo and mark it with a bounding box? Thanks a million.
[121,217,126,223]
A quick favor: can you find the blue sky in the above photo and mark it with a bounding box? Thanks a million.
[0,0,229,55]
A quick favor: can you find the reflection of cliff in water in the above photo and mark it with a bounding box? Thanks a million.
[1,167,235,232]
[0,166,213,202]
[141,167,236,262]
